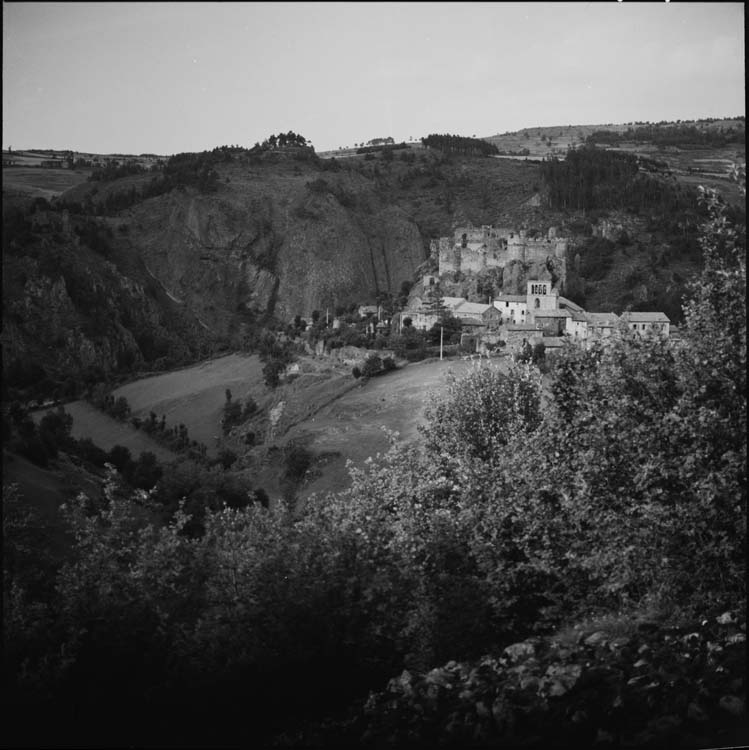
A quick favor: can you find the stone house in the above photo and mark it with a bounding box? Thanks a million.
[533,308,572,336]
[620,311,670,336]
[493,294,527,324]
[584,312,620,341]
[453,301,502,330]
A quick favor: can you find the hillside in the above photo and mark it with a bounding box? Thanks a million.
[3,121,745,404]
[484,118,745,202]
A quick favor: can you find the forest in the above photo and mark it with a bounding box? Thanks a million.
[421,133,500,157]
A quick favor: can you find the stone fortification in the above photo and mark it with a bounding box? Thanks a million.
[434,224,568,277]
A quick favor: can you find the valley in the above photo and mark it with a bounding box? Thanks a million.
[3,119,745,750]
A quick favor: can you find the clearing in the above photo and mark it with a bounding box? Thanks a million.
[281,355,508,502]
[32,401,177,463]
[2,167,90,198]
[113,353,265,450]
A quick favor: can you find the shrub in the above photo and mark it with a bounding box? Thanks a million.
[361,355,383,378]
[352,366,362,379]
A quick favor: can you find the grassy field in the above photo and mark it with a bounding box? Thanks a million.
[283,355,507,503]
[113,353,266,450]
[32,401,177,463]
[2,167,91,198]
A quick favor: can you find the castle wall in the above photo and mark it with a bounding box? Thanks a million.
[438,227,569,277]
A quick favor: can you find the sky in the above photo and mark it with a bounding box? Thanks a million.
[2,2,745,155]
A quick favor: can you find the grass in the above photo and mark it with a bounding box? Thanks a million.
[284,356,505,502]
[2,167,91,198]
[113,353,266,450]
[32,401,177,463]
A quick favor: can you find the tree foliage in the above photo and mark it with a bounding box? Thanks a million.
[421,134,499,157]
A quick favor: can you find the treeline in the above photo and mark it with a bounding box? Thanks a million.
[88,386,210,463]
[540,145,702,215]
[586,122,745,148]
[251,131,309,151]
[355,142,409,155]
[88,161,150,182]
[421,134,499,157]
[70,145,247,215]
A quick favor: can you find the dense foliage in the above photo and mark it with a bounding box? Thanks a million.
[540,145,702,216]
[421,134,499,157]
[3,179,745,745]
[586,121,745,148]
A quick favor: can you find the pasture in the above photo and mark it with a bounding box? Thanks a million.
[2,167,90,198]
[33,401,177,463]
[285,355,507,502]
[113,353,266,449]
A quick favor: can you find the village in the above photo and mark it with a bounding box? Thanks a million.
[399,224,670,356]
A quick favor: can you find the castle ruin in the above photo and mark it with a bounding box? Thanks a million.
[433,225,568,277]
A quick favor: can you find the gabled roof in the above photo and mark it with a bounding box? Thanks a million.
[458,317,486,327]
[621,311,670,323]
[506,323,538,331]
[442,296,467,310]
[455,301,493,315]
[558,296,585,313]
[534,309,572,318]
[585,312,620,326]
[569,311,588,322]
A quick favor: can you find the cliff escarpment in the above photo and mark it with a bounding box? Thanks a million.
[119,162,428,335]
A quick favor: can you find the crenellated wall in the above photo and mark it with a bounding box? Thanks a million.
[438,225,568,276]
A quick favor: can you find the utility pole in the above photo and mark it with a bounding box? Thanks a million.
[440,325,444,361]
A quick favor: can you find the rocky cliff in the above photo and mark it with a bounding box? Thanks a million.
[114,160,428,337]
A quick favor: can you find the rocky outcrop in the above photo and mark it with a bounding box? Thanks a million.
[284,610,747,749]
[122,168,427,337]
[2,235,210,387]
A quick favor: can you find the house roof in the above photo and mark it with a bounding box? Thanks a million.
[442,296,467,310]
[494,295,526,304]
[569,311,588,322]
[534,309,572,318]
[558,296,585,313]
[506,323,538,331]
[458,317,486,327]
[621,311,670,323]
[455,301,493,315]
[585,312,620,326]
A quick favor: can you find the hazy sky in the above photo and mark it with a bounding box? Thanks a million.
[2,2,745,155]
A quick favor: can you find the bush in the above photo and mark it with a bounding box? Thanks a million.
[352,366,362,379]
[361,355,383,378]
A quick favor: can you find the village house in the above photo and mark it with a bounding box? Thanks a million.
[493,293,527,323]
[620,311,670,336]
[584,312,621,341]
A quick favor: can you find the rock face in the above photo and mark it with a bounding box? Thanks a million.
[124,168,427,336]
[2,232,211,388]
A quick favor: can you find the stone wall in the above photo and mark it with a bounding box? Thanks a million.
[438,226,568,277]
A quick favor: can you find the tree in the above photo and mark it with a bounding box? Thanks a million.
[421,361,542,466]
